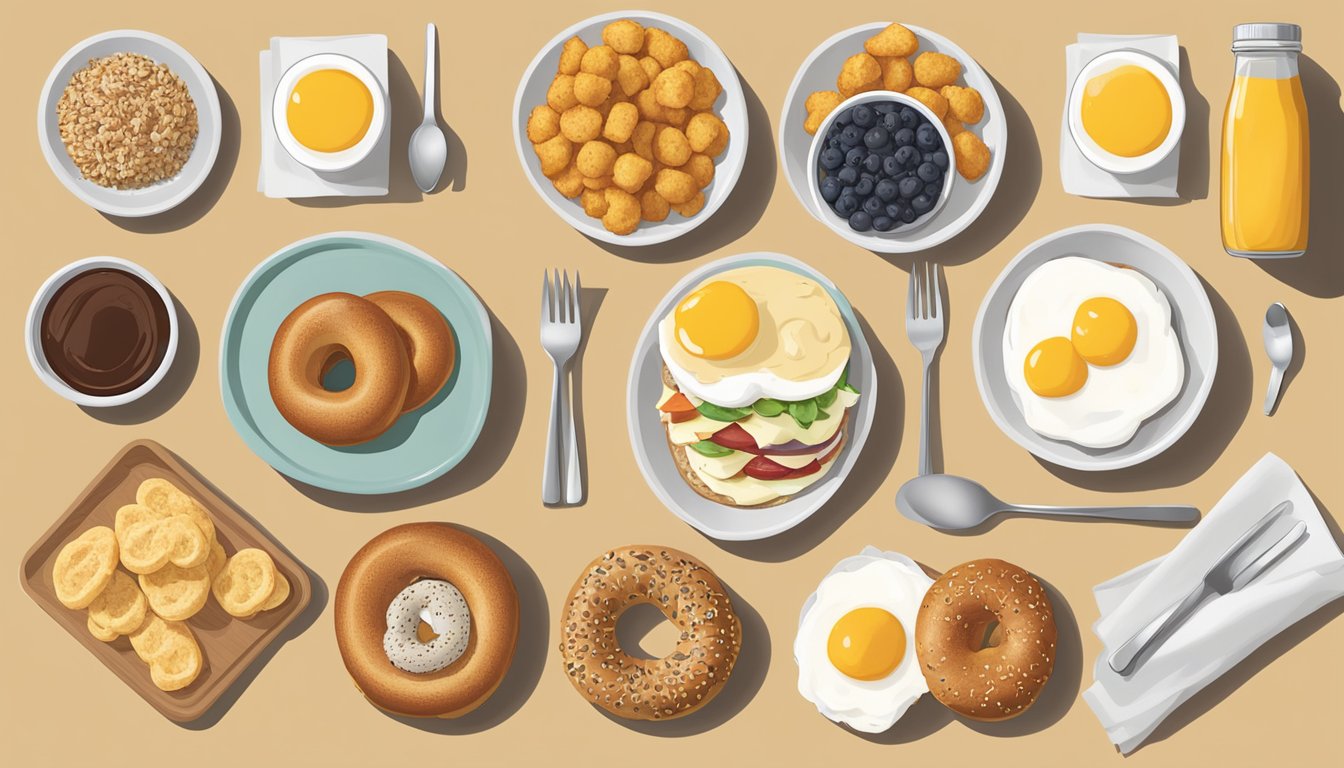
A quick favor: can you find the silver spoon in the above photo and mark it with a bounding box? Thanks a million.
[408,22,447,193]
[1263,302,1292,415]
[896,474,1199,531]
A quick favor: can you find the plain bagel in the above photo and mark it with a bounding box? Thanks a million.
[334,523,519,718]
[559,546,741,720]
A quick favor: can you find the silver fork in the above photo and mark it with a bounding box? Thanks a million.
[540,270,583,504]
[906,261,945,477]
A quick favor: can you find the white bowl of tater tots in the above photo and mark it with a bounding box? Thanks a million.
[513,11,748,247]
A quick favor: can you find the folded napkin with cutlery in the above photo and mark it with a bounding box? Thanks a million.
[1084,452,1344,753]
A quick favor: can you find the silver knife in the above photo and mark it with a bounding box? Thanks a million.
[1108,501,1304,676]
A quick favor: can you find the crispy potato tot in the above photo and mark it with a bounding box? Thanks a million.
[654,168,696,204]
[547,74,579,112]
[865,23,919,58]
[905,86,949,120]
[526,105,560,144]
[634,88,666,122]
[663,106,690,127]
[878,56,914,92]
[640,188,671,221]
[576,140,617,178]
[803,90,842,135]
[534,135,573,177]
[613,152,654,193]
[940,85,984,123]
[638,56,662,84]
[645,28,689,68]
[913,52,962,89]
[684,153,715,189]
[654,126,692,167]
[671,190,705,217]
[558,36,588,76]
[581,174,613,190]
[560,105,603,143]
[602,188,641,234]
[574,72,613,107]
[580,45,620,79]
[942,114,966,137]
[632,121,657,160]
[689,68,722,110]
[616,54,650,97]
[551,163,584,197]
[837,53,882,97]
[603,101,640,143]
[582,187,610,217]
[602,19,645,54]
[685,112,722,153]
[653,67,694,109]
[952,130,990,180]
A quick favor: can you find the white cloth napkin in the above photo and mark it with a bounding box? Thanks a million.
[1084,453,1344,753]
[1060,33,1182,199]
[257,34,390,199]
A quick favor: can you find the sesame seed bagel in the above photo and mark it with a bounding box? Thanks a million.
[334,524,518,718]
[914,559,1056,721]
[559,546,741,721]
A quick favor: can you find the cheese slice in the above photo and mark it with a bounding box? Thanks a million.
[660,386,860,448]
[682,439,836,480]
[687,455,840,506]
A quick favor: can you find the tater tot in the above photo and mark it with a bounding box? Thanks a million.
[631,121,657,160]
[547,74,579,112]
[602,101,639,143]
[942,115,966,137]
[663,106,690,127]
[654,168,696,204]
[689,68,722,111]
[526,105,560,143]
[558,36,587,76]
[837,53,881,97]
[913,52,962,89]
[952,131,990,180]
[653,67,694,109]
[634,88,666,122]
[602,188,641,234]
[644,28,688,68]
[672,60,701,78]
[616,55,649,96]
[940,85,984,123]
[574,72,613,107]
[534,135,572,177]
[551,163,583,197]
[581,187,609,217]
[685,112,721,154]
[905,86,948,120]
[684,153,715,189]
[559,105,603,143]
[878,56,914,92]
[581,174,613,190]
[864,23,919,58]
[803,91,842,136]
[671,190,705,217]
[640,188,671,221]
[612,152,654,193]
[654,126,692,167]
[580,45,620,79]
[602,19,645,54]
[638,56,662,84]
[576,140,617,178]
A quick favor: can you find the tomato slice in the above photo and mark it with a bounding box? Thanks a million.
[741,455,793,480]
[709,423,762,452]
[783,460,821,479]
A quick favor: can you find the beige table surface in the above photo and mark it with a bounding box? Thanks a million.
[3,0,1341,765]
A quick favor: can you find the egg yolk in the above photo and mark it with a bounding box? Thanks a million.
[1024,336,1088,398]
[286,69,373,153]
[826,607,906,681]
[1080,64,1172,158]
[674,281,759,360]
[1071,297,1137,366]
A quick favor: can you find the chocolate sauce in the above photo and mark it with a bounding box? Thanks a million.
[40,268,171,396]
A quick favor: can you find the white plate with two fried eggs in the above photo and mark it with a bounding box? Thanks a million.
[972,224,1217,471]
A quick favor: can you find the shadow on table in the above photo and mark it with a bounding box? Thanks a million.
[80,293,199,425]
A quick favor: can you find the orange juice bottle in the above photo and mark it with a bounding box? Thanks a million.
[1221,23,1310,258]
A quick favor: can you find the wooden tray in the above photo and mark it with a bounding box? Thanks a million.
[19,439,312,722]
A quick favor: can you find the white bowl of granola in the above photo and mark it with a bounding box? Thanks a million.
[36,30,222,218]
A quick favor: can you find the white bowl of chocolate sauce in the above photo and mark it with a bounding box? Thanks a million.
[25,257,177,407]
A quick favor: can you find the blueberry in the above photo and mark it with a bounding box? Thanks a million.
[837,166,859,185]
[917,162,940,182]
[862,195,885,216]
[872,142,894,156]
[835,194,860,216]
[922,152,935,164]
[820,147,844,170]
[893,128,915,147]
[841,124,865,147]
[899,205,918,223]
[848,211,873,231]
[882,155,901,176]
[854,177,875,197]
[836,108,854,126]
[872,215,895,232]
[864,127,889,149]
[827,122,842,138]
[899,107,920,129]
[916,124,939,151]
[841,185,856,198]
[863,153,883,174]
[923,181,942,200]
[898,176,923,198]
[820,175,843,203]
[911,193,934,214]
[845,147,866,168]
[852,105,875,128]
[875,178,898,202]
[886,203,903,219]
[873,102,897,114]
[881,112,900,131]
[932,150,949,170]
[894,145,918,168]
[827,137,842,150]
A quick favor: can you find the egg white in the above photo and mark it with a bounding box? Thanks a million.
[794,549,932,733]
[1002,257,1184,449]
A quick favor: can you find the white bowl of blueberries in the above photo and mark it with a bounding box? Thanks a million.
[808,91,956,245]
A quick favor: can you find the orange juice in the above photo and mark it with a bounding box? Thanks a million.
[1220,23,1309,258]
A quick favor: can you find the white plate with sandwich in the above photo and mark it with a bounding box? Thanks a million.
[626,252,877,541]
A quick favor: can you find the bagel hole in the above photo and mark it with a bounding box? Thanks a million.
[615,602,679,661]
[979,620,1003,650]
[416,621,439,644]
[321,355,356,392]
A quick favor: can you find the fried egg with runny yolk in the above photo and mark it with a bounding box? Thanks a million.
[827,607,906,681]
[286,68,373,153]
[674,280,759,360]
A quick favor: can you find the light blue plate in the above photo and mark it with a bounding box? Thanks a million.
[219,232,492,494]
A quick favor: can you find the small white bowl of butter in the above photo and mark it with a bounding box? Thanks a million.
[1067,50,1184,175]
[272,53,387,173]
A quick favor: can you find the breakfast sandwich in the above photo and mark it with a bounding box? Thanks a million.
[656,265,860,507]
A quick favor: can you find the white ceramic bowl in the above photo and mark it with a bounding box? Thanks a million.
[25,257,179,408]
[780,23,1005,253]
[512,10,747,247]
[971,225,1216,471]
[626,252,877,541]
[807,91,956,242]
[36,30,222,218]
[272,53,387,173]
[1067,49,1185,175]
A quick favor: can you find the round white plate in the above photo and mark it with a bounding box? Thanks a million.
[626,253,877,541]
[1066,49,1185,175]
[972,224,1217,471]
[36,30,222,218]
[512,10,747,247]
[780,23,1006,253]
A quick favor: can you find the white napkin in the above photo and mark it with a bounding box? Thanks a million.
[257,34,390,198]
[1060,33,1182,199]
[1084,453,1344,753]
